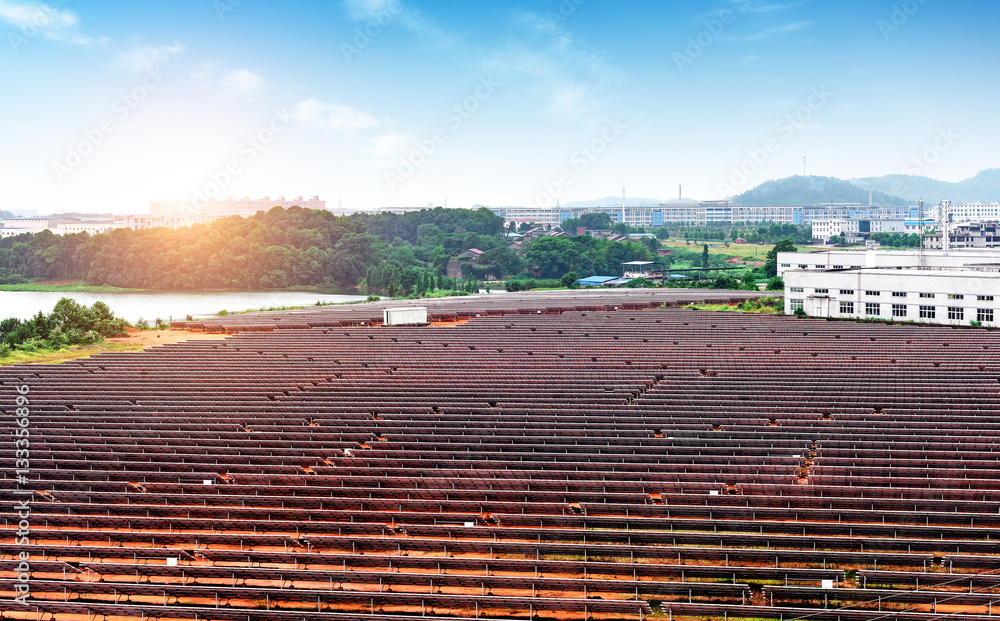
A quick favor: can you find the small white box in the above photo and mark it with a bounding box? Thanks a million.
[166,558,178,566]
[822,579,835,589]
[709,490,719,496]
[464,522,475,527]
[202,480,213,485]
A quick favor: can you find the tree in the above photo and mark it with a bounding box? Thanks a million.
[702,244,710,269]
[764,239,797,278]
[525,237,580,279]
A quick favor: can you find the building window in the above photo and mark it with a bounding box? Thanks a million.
[814,288,829,294]
[865,290,880,297]
[833,265,844,269]
[919,292,934,299]
[948,307,964,321]
[790,287,804,293]
[978,295,994,301]
[865,302,880,316]
[790,299,804,312]
[978,308,994,323]
[780,263,791,268]
[851,265,862,269]
[839,289,854,295]
[919,306,935,319]
[891,292,907,298]
[840,301,854,314]
[892,304,907,317]
[798,264,808,269]
[948,294,964,300]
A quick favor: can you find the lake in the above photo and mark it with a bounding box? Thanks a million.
[0,290,367,323]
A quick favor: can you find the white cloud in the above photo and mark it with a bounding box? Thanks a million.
[223,68,263,96]
[545,84,588,117]
[0,0,98,44]
[295,98,379,133]
[369,131,413,159]
[116,42,185,72]
[489,11,616,120]
[744,20,814,41]
[747,3,801,12]
[342,0,458,47]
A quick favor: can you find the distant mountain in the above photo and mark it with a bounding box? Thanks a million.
[850,169,1000,204]
[561,196,696,208]
[730,175,910,207]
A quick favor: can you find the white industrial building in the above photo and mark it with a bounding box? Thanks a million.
[933,200,1000,223]
[776,249,1000,278]
[783,267,1000,327]
[923,221,1000,249]
[811,219,861,243]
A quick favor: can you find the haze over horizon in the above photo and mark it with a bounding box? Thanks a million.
[2,0,998,215]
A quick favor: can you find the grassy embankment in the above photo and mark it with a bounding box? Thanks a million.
[683,297,783,314]
[0,341,148,365]
[0,281,134,292]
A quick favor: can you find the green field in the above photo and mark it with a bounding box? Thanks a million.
[660,240,773,259]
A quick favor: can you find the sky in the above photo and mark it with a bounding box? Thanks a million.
[1,0,998,215]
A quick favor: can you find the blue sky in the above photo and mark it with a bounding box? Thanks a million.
[1,0,997,214]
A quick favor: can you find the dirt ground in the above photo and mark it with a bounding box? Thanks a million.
[106,327,230,347]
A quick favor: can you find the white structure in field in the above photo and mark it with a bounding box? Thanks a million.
[784,267,1000,326]
[383,307,428,326]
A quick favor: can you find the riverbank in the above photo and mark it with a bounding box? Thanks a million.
[0,280,360,294]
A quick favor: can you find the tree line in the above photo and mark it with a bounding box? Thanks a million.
[0,207,509,291]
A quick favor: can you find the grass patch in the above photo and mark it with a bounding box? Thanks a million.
[684,297,782,314]
[0,281,136,292]
[660,240,774,260]
[0,340,147,366]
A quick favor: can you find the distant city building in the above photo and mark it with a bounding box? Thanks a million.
[810,218,926,243]
[924,221,1000,250]
[490,202,920,228]
[151,196,326,217]
[933,199,1000,223]
[54,220,121,235]
[811,219,860,242]
[0,216,123,238]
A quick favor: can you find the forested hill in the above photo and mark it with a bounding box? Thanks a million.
[0,207,508,290]
[731,175,909,206]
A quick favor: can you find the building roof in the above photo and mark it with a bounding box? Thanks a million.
[577,276,618,285]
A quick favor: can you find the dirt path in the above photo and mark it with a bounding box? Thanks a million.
[106,327,230,347]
